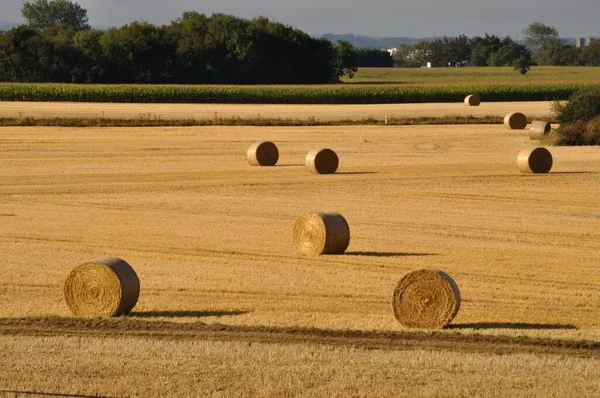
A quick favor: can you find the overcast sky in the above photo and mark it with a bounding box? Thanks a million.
[1,0,598,38]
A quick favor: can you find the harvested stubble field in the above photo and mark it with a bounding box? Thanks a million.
[1,123,600,396]
[0,100,552,121]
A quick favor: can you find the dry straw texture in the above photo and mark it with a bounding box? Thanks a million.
[247,141,279,166]
[517,147,553,174]
[306,148,339,174]
[64,257,140,317]
[293,212,350,256]
[391,268,461,329]
[504,112,528,130]
[463,94,481,106]
[529,120,552,140]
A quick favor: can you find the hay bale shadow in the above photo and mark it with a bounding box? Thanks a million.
[335,171,378,175]
[447,322,576,330]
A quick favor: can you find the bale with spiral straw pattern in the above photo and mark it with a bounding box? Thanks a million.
[517,147,553,174]
[529,121,552,140]
[64,257,140,317]
[293,212,350,256]
[306,148,339,174]
[464,94,481,106]
[247,141,279,166]
[504,112,528,130]
[392,268,460,329]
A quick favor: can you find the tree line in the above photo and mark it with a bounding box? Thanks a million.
[0,1,358,84]
[357,23,600,71]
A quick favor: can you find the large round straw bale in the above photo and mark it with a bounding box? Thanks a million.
[504,112,528,130]
[529,120,552,140]
[464,94,481,106]
[64,257,140,317]
[392,268,460,329]
[306,148,339,174]
[247,141,279,166]
[517,147,553,174]
[293,212,350,256]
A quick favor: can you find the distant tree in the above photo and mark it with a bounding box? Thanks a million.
[513,56,532,75]
[356,49,393,67]
[582,40,600,66]
[22,0,90,31]
[334,40,358,79]
[523,22,559,51]
[533,40,583,66]
[392,42,431,67]
[469,34,500,66]
[493,37,531,67]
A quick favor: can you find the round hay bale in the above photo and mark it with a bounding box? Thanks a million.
[517,147,553,174]
[64,257,140,317]
[392,268,460,329]
[529,120,552,140]
[504,112,528,130]
[464,94,481,106]
[247,141,279,166]
[306,148,339,174]
[293,212,350,256]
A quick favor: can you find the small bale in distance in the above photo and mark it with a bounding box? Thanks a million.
[293,212,350,256]
[517,147,553,174]
[504,112,528,130]
[64,257,140,317]
[529,120,552,140]
[306,148,339,174]
[464,94,481,106]
[247,141,279,166]
[392,268,461,329]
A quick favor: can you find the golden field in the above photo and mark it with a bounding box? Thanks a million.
[0,101,552,121]
[1,122,600,396]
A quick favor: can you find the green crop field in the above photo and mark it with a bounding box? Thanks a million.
[0,82,591,104]
[343,66,600,85]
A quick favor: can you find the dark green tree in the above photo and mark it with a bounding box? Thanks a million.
[356,49,393,67]
[512,56,532,75]
[469,34,500,66]
[22,0,90,31]
[334,40,358,79]
[582,40,600,66]
[523,22,559,51]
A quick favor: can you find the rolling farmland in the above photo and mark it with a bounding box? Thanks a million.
[1,123,600,396]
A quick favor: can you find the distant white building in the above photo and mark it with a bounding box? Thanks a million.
[575,37,595,48]
[385,48,398,56]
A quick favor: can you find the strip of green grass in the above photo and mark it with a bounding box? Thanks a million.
[343,66,600,85]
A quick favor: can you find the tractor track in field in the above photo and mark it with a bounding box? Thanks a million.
[0,317,598,358]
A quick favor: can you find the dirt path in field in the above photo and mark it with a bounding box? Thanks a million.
[0,101,553,120]
[0,317,598,358]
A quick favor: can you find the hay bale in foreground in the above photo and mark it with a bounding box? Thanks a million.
[464,94,481,106]
[64,257,140,317]
[293,212,350,256]
[306,148,339,174]
[504,112,528,130]
[247,141,279,166]
[517,147,553,174]
[392,268,460,329]
[529,121,552,140]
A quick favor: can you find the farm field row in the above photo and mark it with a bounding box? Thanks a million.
[1,124,600,395]
[344,66,600,85]
[0,82,583,103]
[0,101,553,121]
